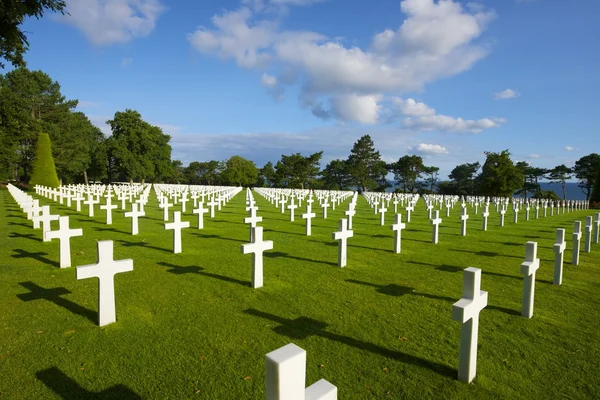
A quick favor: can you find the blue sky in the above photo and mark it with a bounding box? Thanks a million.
[16,0,600,178]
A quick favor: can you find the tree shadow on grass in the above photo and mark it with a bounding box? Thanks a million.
[243,308,456,379]
[264,251,338,267]
[407,261,463,273]
[117,240,172,254]
[9,232,42,242]
[76,217,102,224]
[7,221,33,228]
[36,367,141,399]
[12,249,58,267]
[264,228,306,237]
[157,262,250,287]
[192,232,246,243]
[17,282,96,323]
[449,249,523,259]
[93,226,129,235]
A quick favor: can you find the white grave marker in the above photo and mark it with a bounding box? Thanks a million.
[192,202,208,229]
[302,207,316,236]
[553,228,566,285]
[460,207,469,236]
[572,221,582,265]
[124,203,144,235]
[390,214,406,254]
[430,210,442,244]
[44,216,83,268]
[584,216,593,253]
[241,226,273,289]
[165,211,190,254]
[520,241,540,318]
[332,219,353,268]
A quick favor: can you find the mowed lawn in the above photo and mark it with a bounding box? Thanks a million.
[1,187,599,399]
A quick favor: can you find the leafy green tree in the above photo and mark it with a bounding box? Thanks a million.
[422,166,440,192]
[107,109,172,183]
[274,152,323,189]
[166,160,185,184]
[590,163,600,207]
[321,159,352,190]
[515,162,547,198]
[448,162,480,196]
[548,164,573,200]
[87,132,108,183]
[221,155,258,187]
[29,132,59,188]
[390,155,425,193]
[477,150,522,197]
[346,135,386,192]
[0,0,66,69]
[257,161,276,187]
[532,190,560,201]
[184,161,222,185]
[573,153,600,201]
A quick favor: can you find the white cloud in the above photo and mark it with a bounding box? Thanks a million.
[88,115,112,136]
[392,98,435,117]
[529,153,540,159]
[565,146,574,151]
[494,88,519,99]
[188,0,496,124]
[58,0,165,46]
[411,143,448,154]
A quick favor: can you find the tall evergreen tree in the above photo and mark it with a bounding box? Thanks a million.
[477,150,522,197]
[29,132,59,188]
[573,153,600,201]
[346,135,386,192]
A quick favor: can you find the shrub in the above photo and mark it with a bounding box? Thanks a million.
[29,132,60,188]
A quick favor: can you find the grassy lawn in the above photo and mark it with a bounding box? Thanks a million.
[1,187,599,399]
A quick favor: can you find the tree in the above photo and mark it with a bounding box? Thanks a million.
[107,109,172,183]
[477,150,522,197]
[29,132,59,188]
[422,166,440,193]
[321,159,352,190]
[346,135,387,192]
[257,161,276,187]
[390,155,425,193]
[184,160,222,185]
[274,152,323,189]
[448,162,480,196]
[573,153,600,201]
[515,162,547,198]
[1,0,66,69]
[590,163,600,207]
[166,160,185,184]
[548,164,573,200]
[221,156,258,187]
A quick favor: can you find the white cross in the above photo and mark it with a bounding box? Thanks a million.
[180,192,188,213]
[481,205,489,231]
[33,206,59,241]
[165,211,190,254]
[572,221,582,265]
[378,206,387,226]
[430,210,442,244]
[100,196,118,225]
[192,202,209,229]
[553,229,566,285]
[207,197,218,218]
[321,200,330,219]
[118,192,127,210]
[393,198,399,213]
[452,267,488,383]
[265,343,337,400]
[73,193,84,212]
[345,203,356,230]
[460,206,469,236]
[372,200,379,215]
[332,219,353,268]
[162,200,173,222]
[302,206,316,236]
[280,197,288,214]
[124,203,145,235]
[499,205,506,227]
[390,214,406,254]
[83,194,98,217]
[584,216,593,253]
[427,203,434,219]
[594,212,600,244]
[76,240,133,327]
[25,200,42,221]
[405,204,414,223]
[241,226,273,289]
[245,207,263,242]
[44,216,83,268]
[520,241,540,319]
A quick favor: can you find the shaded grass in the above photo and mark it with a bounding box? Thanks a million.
[0,189,599,399]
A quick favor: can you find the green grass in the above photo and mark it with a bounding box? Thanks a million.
[1,188,599,399]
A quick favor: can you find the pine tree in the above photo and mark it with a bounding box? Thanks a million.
[29,132,60,188]
[346,135,387,192]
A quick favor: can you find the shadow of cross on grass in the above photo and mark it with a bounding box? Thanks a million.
[12,249,59,267]
[36,367,141,399]
[157,262,250,287]
[17,282,96,323]
[243,308,456,379]
[9,232,42,242]
[117,239,172,254]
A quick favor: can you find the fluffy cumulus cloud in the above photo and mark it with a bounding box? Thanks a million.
[411,143,448,154]
[58,0,165,45]
[565,146,574,151]
[188,0,500,128]
[494,88,520,99]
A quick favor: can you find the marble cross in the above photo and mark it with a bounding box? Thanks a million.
[192,202,209,229]
[520,241,540,318]
[265,343,337,400]
[241,226,273,289]
[344,203,356,230]
[584,216,593,253]
[287,198,298,222]
[481,205,489,231]
[165,211,190,254]
[207,197,218,218]
[44,216,83,268]
[83,194,98,217]
[452,267,488,383]
[405,204,414,223]
[322,200,330,219]
[499,205,506,227]
[162,200,173,222]
[280,197,288,214]
[100,196,118,225]
[332,219,353,267]
[245,207,263,242]
[34,205,59,241]
[379,206,387,226]
[430,210,442,244]
[594,212,600,244]
[572,221,582,265]
[73,193,84,212]
[513,206,519,224]
[76,240,133,327]
[390,214,406,254]
[302,206,316,236]
[124,203,145,235]
[553,228,566,285]
[460,206,469,236]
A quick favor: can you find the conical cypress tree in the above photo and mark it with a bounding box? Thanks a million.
[29,132,60,188]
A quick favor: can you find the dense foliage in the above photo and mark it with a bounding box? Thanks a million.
[29,132,59,188]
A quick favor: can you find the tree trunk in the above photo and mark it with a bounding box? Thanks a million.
[562,182,567,200]
[83,170,89,185]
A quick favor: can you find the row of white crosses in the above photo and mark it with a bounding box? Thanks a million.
[241,189,273,288]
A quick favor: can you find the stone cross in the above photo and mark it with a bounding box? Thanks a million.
[162,200,173,222]
[379,206,387,226]
[124,203,145,235]
[405,204,414,223]
[44,216,83,268]
[73,193,84,212]
[525,205,530,221]
[165,211,190,254]
[594,212,600,244]
[76,240,133,327]
[265,343,337,400]
[452,267,488,383]
[287,198,298,222]
[572,221,582,265]
[302,206,316,236]
[83,194,98,217]
[390,214,406,254]
[241,226,273,289]
[244,207,263,242]
[460,206,469,236]
[207,197,218,218]
[513,205,519,224]
[584,216,593,253]
[192,202,209,229]
[430,210,442,244]
[553,228,566,285]
[280,197,288,214]
[427,203,434,219]
[393,198,399,213]
[481,205,489,231]
[332,219,353,268]
[499,205,506,227]
[344,204,356,230]
[372,199,379,215]
[322,200,330,219]
[34,205,59,241]
[100,196,118,225]
[520,241,540,319]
